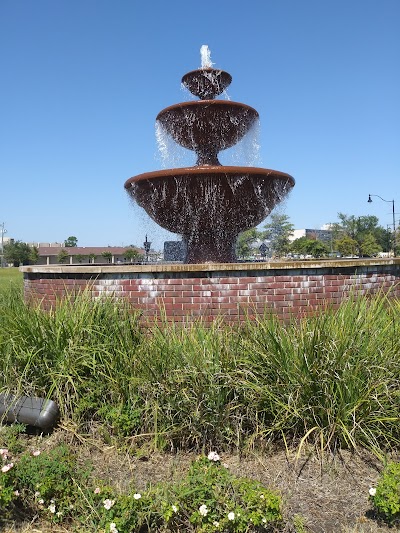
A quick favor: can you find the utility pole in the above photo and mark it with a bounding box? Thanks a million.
[0,222,7,267]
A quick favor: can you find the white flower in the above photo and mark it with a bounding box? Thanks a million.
[103,498,115,510]
[32,450,41,456]
[207,451,220,462]
[133,493,141,500]
[227,511,235,521]
[369,487,377,496]
[0,448,8,458]
[260,493,265,499]
[94,487,101,494]
[48,503,56,513]
[262,518,267,523]
[213,521,220,527]
[109,523,119,533]
[199,504,208,516]
[1,463,14,473]
[35,491,41,497]
[14,490,20,496]
[38,498,44,505]
[172,504,178,513]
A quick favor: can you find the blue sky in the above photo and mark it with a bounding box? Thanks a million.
[1,0,399,249]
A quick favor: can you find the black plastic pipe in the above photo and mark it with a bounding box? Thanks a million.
[0,393,60,430]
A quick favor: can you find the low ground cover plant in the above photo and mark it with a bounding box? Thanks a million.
[369,461,400,525]
[1,434,283,532]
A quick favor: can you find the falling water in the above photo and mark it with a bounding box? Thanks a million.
[155,121,193,168]
[220,120,261,166]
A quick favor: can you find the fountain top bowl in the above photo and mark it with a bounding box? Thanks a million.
[181,68,232,100]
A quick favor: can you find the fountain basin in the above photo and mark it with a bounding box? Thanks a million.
[125,167,294,263]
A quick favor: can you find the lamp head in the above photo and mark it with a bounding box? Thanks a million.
[367,194,372,203]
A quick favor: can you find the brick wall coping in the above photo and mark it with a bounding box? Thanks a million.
[20,257,400,277]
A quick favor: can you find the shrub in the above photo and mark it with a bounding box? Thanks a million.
[0,442,91,523]
[369,461,400,525]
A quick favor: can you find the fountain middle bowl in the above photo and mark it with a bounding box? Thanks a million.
[156,100,259,153]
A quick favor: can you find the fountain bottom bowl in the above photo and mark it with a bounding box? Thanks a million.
[125,166,295,263]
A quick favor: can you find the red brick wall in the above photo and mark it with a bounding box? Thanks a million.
[22,261,400,324]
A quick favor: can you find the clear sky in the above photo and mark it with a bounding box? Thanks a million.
[1,0,399,249]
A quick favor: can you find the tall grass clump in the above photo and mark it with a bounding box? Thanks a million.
[237,290,400,454]
[127,317,246,450]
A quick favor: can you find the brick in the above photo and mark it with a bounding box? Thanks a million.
[174,297,193,304]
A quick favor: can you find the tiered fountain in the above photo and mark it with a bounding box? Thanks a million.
[124,46,295,263]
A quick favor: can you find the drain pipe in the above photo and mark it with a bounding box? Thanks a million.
[0,394,60,430]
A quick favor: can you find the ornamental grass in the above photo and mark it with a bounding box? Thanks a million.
[0,285,399,455]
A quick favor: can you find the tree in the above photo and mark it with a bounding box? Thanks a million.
[261,213,294,257]
[57,249,69,264]
[88,253,96,264]
[4,241,32,266]
[359,233,381,257]
[236,228,261,259]
[101,251,112,263]
[74,254,87,263]
[291,237,329,258]
[331,213,387,255]
[335,235,358,257]
[29,246,39,264]
[64,236,78,247]
[123,247,141,263]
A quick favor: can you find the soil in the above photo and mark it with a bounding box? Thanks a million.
[1,429,399,533]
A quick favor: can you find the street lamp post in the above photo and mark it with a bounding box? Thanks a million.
[368,194,396,257]
[143,234,152,263]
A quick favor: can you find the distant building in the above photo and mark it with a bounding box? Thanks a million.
[290,228,333,244]
[27,242,63,248]
[35,245,145,265]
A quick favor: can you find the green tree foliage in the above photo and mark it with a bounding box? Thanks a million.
[261,213,294,257]
[3,241,33,266]
[123,247,142,262]
[101,251,112,263]
[64,236,78,247]
[359,233,382,257]
[236,228,261,259]
[291,237,329,258]
[57,249,69,264]
[335,235,358,257]
[331,213,384,256]
[29,246,39,264]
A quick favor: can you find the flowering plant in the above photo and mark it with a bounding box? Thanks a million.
[369,462,400,525]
